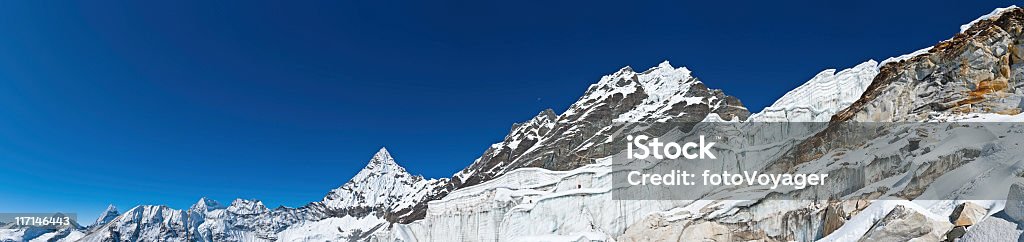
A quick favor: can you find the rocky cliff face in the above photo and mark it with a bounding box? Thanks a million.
[836,6,1024,123]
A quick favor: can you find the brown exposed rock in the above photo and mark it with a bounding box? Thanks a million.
[823,201,847,237]
[834,8,1024,123]
[949,202,988,227]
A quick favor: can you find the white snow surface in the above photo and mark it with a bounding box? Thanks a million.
[961,5,1020,33]
[226,198,269,215]
[749,60,878,122]
[371,158,690,242]
[612,60,702,122]
[277,216,386,242]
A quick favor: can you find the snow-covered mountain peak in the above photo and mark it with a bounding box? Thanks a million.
[92,204,119,226]
[643,60,688,74]
[321,148,429,210]
[614,65,635,75]
[532,108,557,123]
[352,147,410,182]
[100,204,117,216]
[371,147,391,161]
[226,198,269,215]
[189,197,224,212]
[634,60,694,97]
[451,60,748,193]
[589,61,693,94]
[506,109,556,140]
[569,61,696,122]
[657,60,673,68]
[610,61,727,122]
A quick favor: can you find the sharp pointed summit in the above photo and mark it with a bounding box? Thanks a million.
[355,147,408,180]
[189,197,223,212]
[373,147,391,159]
[320,147,446,214]
[658,60,672,68]
[101,204,117,214]
[92,204,119,227]
[369,147,397,166]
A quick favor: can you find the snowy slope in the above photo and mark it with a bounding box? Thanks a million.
[372,159,686,241]
[750,60,879,122]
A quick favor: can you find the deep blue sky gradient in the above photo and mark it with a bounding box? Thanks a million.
[0,0,1016,223]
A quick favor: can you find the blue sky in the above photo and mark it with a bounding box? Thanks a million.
[0,0,1016,223]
